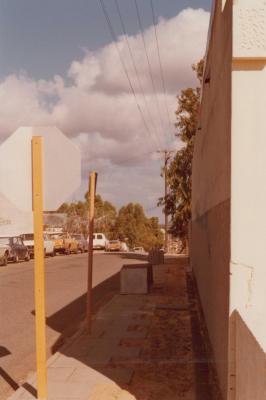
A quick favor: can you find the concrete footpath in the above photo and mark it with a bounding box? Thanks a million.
[8,257,221,400]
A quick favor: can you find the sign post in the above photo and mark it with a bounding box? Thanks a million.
[87,171,97,333]
[0,126,81,400]
[32,136,47,400]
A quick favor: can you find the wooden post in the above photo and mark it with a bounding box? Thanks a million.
[32,136,47,400]
[87,171,97,333]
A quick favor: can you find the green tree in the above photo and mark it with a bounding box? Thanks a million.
[160,60,203,242]
[57,196,162,249]
[57,193,117,237]
[113,203,163,250]
[85,193,117,236]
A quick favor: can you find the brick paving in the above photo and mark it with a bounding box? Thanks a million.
[8,256,221,400]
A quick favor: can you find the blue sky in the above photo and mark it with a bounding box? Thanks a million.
[0,0,211,79]
[0,1,211,220]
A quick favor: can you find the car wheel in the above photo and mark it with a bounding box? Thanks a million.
[1,254,8,266]
[25,252,30,262]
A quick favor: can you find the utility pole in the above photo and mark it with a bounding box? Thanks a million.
[87,171,97,333]
[157,150,175,253]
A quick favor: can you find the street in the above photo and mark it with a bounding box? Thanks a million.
[0,253,134,400]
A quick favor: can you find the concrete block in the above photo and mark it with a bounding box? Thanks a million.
[148,249,164,265]
[120,263,152,294]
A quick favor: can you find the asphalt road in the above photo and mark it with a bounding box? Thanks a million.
[0,252,137,400]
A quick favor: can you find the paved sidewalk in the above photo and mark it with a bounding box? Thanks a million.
[8,257,221,400]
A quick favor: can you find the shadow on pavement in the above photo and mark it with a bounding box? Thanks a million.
[21,255,222,400]
[42,257,221,400]
[46,270,121,354]
[0,346,20,392]
[44,253,146,351]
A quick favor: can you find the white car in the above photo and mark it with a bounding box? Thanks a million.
[133,246,145,253]
[43,233,56,256]
[20,233,55,257]
[87,233,108,250]
[120,242,129,252]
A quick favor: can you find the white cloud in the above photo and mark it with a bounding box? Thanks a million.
[68,8,208,95]
[0,8,209,219]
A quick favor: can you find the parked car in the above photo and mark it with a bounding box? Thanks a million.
[50,232,78,255]
[71,233,88,253]
[0,236,30,263]
[106,240,121,252]
[88,233,108,250]
[0,239,11,266]
[20,233,55,257]
[133,246,145,253]
[43,233,56,256]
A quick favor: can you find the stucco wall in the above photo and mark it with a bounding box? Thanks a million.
[191,1,232,398]
[192,0,266,399]
[230,3,266,393]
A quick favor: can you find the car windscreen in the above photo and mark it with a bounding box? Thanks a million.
[0,238,10,245]
[97,234,103,239]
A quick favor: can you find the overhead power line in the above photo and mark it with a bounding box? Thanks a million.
[150,0,173,145]
[114,0,163,150]
[98,0,160,153]
[134,0,165,141]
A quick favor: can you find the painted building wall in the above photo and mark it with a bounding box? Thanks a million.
[192,0,266,398]
[192,1,232,397]
[230,1,266,397]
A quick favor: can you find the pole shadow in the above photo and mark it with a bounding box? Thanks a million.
[0,347,20,392]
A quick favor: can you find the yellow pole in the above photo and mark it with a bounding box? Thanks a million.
[32,136,47,400]
[87,171,97,333]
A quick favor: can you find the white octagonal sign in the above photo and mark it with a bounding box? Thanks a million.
[0,126,81,211]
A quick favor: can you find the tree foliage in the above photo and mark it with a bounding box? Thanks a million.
[160,60,204,241]
[57,198,163,250]
[57,193,117,236]
[113,203,163,250]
